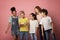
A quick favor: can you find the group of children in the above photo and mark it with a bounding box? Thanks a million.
[6,6,56,40]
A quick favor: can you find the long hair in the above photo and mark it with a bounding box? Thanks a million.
[35,6,41,15]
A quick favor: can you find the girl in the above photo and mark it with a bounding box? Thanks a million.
[6,7,19,40]
[29,13,38,40]
[34,6,43,40]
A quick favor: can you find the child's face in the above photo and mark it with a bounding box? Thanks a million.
[41,12,45,17]
[30,15,34,20]
[20,13,25,18]
[34,8,39,14]
[12,11,16,16]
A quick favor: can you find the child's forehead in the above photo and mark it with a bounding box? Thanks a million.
[19,11,25,15]
[41,12,44,13]
[41,12,46,13]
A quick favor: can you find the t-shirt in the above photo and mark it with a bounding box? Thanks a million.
[29,20,38,33]
[40,16,52,31]
[18,18,29,32]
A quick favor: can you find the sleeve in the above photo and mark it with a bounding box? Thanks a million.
[9,17,12,23]
[18,18,21,25]
[49,17,52,23]
[39,19,43,25]
[36,21,38,27]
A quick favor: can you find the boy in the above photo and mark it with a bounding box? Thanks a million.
[40,9,56,40]
[18,11,29,40]
[6,7,19,40]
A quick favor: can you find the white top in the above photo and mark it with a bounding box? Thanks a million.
[29,20,38,33]
[37,14,43,23]
[40,16,52,31]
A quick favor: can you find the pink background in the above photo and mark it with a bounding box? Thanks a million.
[0,0,60,40]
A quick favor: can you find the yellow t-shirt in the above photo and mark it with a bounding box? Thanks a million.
[19,18,29,32]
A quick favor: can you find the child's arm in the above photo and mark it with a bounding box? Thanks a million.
[39,19,44,36]
[35,27,38,35]
[5,23,12,33]
[49,17,54,32]
[35,21,39,34]
[28,21,30,32]
[5,17,12,33]
[20,24,25,26]
[19,22,28,26]
[51,22,54,32]
[25,19,30,32]
[41,25,44,36]
[18,18,25,27]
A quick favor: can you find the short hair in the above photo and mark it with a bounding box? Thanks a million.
[30,13,37,20]
[41,9,48,15]
[20,11,25,15]
[10,7,16,12]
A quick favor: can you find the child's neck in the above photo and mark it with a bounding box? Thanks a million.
[43,15,47,17]
[13,15,16,17]
[22,17,25,19]
[31,19,34,20]
[37,12,40,15]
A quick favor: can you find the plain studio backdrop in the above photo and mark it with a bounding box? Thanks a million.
[0,0,60,40]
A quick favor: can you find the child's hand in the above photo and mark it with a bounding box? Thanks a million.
[52,30,53,33]
[42,32,44,37]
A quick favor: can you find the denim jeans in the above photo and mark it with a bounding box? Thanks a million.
[20,32,28,40]
[44,29,56,40]
[30,33,37,40]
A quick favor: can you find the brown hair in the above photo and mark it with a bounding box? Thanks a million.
[20,11,25,15]
[35,6,41,15]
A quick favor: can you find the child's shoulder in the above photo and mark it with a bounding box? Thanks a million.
[9,16,12,19]
[25,17,28,20]
[34,20,38,21]
[25,17,28,19]
[47,16,52,19]
[29,20,38,23]
[33,20,38,23]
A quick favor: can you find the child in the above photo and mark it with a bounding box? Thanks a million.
[18,11,29,40]
[40,9,56,40]
[34,6,43,40]
[29,13,38,40]
[6,7,19,40]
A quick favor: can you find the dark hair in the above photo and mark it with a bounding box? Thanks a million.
[10,7,16,11]
[20,11,25,15]
[30,13,37,20]
[41,9,48,15]
[35,6,41,15]
[10,7,16,14]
